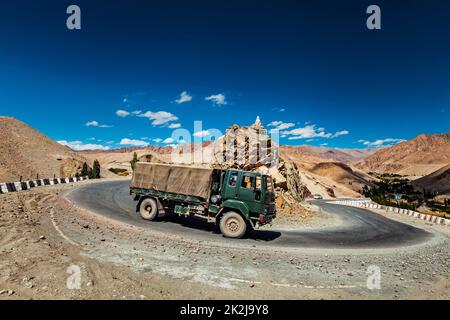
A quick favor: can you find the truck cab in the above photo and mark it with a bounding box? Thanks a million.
[219,170,276,226]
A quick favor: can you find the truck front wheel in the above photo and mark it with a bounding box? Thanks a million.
[139,198,158,221]
[219,211,247,239]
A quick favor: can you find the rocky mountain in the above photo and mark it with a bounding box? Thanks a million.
[355,131,450,176]
[280,147,374,198]
[0,117,89,182]
[289,145,377,164]
[411,164,450,195]
[82,145,173,154]
[80,148,171,173]
[309,162,375,193]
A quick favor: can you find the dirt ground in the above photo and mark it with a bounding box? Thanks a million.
[0,180,449,300]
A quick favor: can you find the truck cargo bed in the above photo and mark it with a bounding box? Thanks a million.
[130,163,215,199]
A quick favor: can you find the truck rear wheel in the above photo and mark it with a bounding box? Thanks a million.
[139,198,158,221]
[219,211,247,239]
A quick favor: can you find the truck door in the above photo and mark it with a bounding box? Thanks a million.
[223,171,239,199]
[237,172,264,214]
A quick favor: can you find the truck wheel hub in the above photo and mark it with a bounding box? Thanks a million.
[226,218,240,232]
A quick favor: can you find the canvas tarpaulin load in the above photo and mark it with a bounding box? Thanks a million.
[131,163,214,199]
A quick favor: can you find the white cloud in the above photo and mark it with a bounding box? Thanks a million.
[205,93,227,106]
[282,124,349,140]
[333,130,350,138]
[193,130,210,137]
[85,121,99,127]
[268,121,295,131]
[162,137,186,146]
[85,120,112,128]
[168,123,181,129]
[175,91,192,104]
[58,140,111,151]
[357,138,405,148]
[132,110,142,115]
[116,110,130,117]
[153,138,163,143]
[119,138,149,147]
[138,111,179,126]
[283,125,333,139]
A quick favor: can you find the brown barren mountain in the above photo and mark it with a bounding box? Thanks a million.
[0,117,89,182]
[82,145,173,154]
[356,131,450,176]
[411,164,450,195]
[80,148,171,173]
[291,145,377,164]
[280,146,374,197]
[310,162,375,193]
[0,116,92,182]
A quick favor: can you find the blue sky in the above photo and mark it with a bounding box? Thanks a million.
[0,0,449,150]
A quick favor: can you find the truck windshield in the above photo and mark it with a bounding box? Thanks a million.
[265,176,274,193]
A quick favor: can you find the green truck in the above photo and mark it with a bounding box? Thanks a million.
[130,162,276,238]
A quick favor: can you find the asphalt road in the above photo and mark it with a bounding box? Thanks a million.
[66,180,431,249]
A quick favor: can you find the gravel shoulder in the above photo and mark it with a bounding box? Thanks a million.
[1,179,449,300]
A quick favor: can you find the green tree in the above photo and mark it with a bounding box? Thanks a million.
[361,184,370,197]
[88,167,94,179]
[92,160,101,179]
[130,152,138,171]
[80,162,89,177]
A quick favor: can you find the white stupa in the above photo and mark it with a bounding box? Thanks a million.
[252,116,264,130]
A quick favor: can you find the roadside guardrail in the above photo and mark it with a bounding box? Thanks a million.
[334,199,450,226]
[0,176,89,194]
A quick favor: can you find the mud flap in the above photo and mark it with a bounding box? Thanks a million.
[156,198,166,217]
[135,196,166,217]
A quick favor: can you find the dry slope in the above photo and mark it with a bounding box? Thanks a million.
[411,164,450,195]
[80,147,171,175]
[0,117,88,182]
[356,131,450,176]
[292,145,377,164]
[280,146,373,197]
[310,162,374,193]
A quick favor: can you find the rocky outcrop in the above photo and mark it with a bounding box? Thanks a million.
[59,158,85,178]
[209,117,309,214]
[211,117,278,170]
